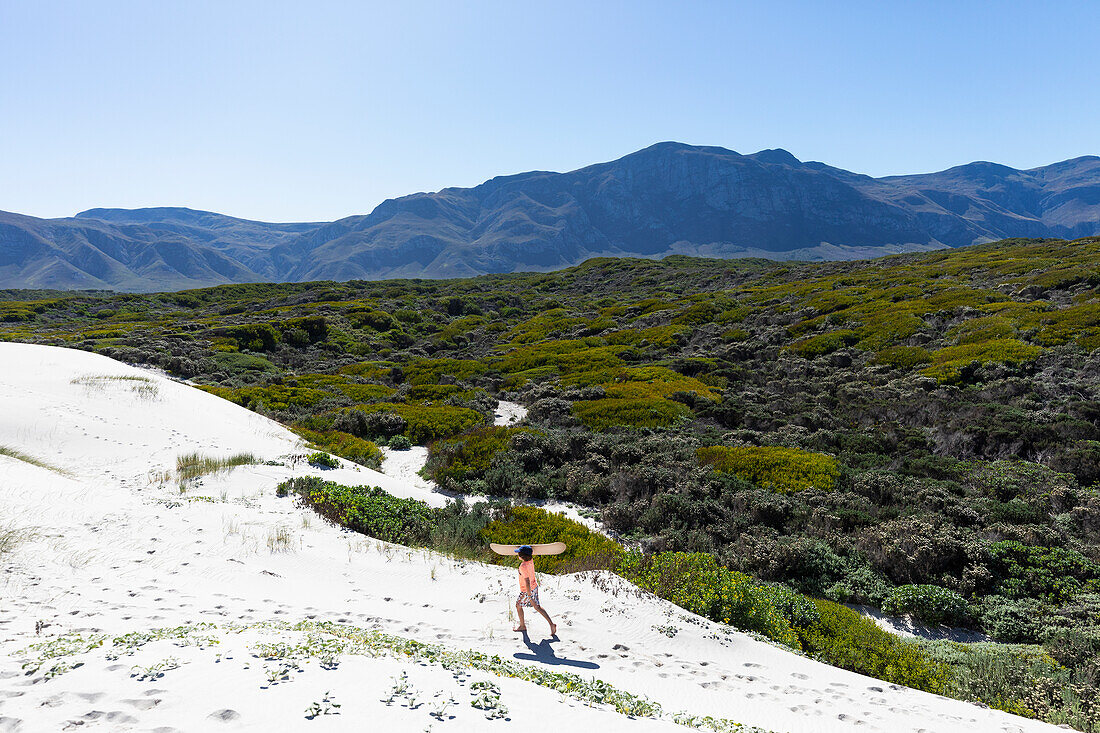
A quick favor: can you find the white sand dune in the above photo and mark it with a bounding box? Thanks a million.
[0,343,1060,732]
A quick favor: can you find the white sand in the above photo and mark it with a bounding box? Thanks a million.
[0,343,1059,732]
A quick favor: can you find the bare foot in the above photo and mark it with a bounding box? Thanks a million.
[513,625,527,632]
[550,623,557,636]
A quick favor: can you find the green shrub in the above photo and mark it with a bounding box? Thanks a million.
[600,366,719,401]
[572,397,691,430]
[671,301,721,326]
[481,506,624,574]
[215,322,281,351]
[987,540,1100,603]
[226,383,331,412]
[280,315,328,343]
[428,499,502,557]
[425,426,522,490]
[360,403,486,444]
[946,315,1014,345]
[790,329,859,358]
[307,451,340,468]
[754,583,821,628]
[495,340,623,378]
[403,358,487,385]
[210,351,279,376]
[295,429,383,470]
[824,562,892,606]
[797,599,948,694]
[388,435,412,450]
[1043,626,1100,670]
[616,551,802,650]
[918,639,1061,719]
[280,476,435,545]
[873,345,933,368]
[336,383,394,403]
[605,325,689,349]
[346,308,397,331]
[922,338,1043,383]
[979,596,1048,643]
[697,445,839,493]
[882,584,970,626]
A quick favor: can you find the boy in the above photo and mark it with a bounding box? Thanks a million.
[513,545,557,636]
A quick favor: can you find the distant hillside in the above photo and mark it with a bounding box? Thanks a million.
[2,143,1099,290]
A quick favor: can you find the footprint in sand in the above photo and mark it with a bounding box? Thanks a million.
[73,693,104,703]
[78,711,139,725]
[122,698,161,711]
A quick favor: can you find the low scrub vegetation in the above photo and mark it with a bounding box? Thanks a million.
[573,397,691,430]
[881,584,970,626]
[424,426,524,490]
[10,236,1100,727]
[919,636,1100,730]
[294,428,382,470]
[696,445,839,493]
[796,600,949,693]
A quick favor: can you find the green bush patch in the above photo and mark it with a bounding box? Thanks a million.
[922,339,1043,384]
[882,584,970,626]
[359,403,486,444]
[697,445,839,493]
[573,397,691,430]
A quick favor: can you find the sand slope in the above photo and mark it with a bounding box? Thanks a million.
[0,343,1059,732]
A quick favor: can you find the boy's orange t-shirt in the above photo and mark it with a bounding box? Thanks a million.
[518,560,538,592]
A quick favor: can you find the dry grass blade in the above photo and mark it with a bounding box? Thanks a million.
[0,522,37,559]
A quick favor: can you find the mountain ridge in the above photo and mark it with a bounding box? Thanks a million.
[3,142,1099,291]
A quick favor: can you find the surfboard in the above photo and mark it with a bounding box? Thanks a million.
[490,542,567,556]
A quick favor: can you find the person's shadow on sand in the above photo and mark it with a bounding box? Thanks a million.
[514,630,600,669]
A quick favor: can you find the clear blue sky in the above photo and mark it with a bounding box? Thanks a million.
[2,1,1097,222]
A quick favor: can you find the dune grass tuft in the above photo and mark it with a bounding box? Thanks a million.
[176,451,260,481]
[0,445,69,475]
[71,373,160,400]
[0,523,36,559]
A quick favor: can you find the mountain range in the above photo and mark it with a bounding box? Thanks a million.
[2,142,1099,291]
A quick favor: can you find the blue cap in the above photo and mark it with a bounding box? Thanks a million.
[515,545,533,555]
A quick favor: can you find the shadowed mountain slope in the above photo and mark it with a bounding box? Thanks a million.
[3,144,1099,290]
